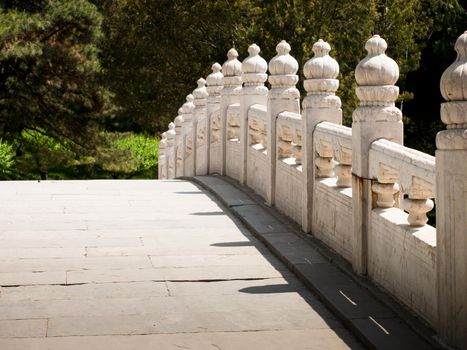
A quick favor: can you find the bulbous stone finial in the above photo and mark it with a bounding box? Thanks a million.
[222,48,242,77]
[167,122,176,137]
[166,122,176,146]
[437,31,467,150]
[276,40,291,55]
[242,43,268,86]
[269,40,298,76]
[174,108,183,127]
[248,43,260,56]
[354,35,400,109]
[227,48,238,59]
[181,93,195,120]
[207,63,223,85]
[206,63,224,97]
[355,35,399,86]
[302,39,341,109]
[159,132,167,149]
[304,39,339,81]
[193,78,208,108]
[440,31,467,102]
[242,44,267,74]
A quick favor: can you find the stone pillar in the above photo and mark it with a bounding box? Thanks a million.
[220,49,242,175]
[206,63,224,174]
[266,40,300,205]
[301,39,342,232]
[192,78,208,175]
[166,122,176,179]
[180,94,194,177]
[174,108,184,177]
[351,35,403,274]
[158,132,167,179]
[240,44,268,185]
[436,31,467,349]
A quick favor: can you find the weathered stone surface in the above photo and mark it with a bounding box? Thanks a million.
[0,179,361,349]
[0,329,362,350]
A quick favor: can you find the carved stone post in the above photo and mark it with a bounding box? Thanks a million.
[181,94,194,176]
[174,109,184,177]
[351,35,403,274]
[221,49,242,175]
[206,63,223,174]
[302,39,341,232]
[436,31,467,349]
[267,40,300,205]
[166,122,176,179]
[240,44,268,184]
[193,78,208,175]
[158,132,167,179]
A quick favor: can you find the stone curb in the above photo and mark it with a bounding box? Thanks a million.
[188,175,443,350]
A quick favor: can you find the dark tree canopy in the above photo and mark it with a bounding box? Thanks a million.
[100,0,467,154]
[0,0,106,146]
[0,0,466,180]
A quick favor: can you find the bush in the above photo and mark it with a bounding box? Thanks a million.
[94,132,158,179]
[0,139,15,178]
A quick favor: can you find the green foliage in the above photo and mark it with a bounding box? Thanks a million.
[12,130,75,179]
[0,139,15,177]
[95,132,158,178]
[0,0,107,146]
[1,0,465,179]
[101,0,466,134]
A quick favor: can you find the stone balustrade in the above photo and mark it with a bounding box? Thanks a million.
[158,33,467,349]
[369,139,435,226]
[314,122,352,187]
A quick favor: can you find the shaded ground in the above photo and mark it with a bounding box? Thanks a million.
[0,179,363,349]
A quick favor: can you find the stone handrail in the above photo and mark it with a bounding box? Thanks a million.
[158,33,467,349]
[314,122,352,187]
[369,139,435,226]
[277,111,301,163]
[248,104,267,150]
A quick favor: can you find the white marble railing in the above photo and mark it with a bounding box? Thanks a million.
[158,33,467,349]
[248,104,267,150]
[314,122,352,187]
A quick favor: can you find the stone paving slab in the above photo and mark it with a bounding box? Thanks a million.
[0,179,363,349]
[0,329,362,350]
[193,175,439,350]
[0,281,169,301]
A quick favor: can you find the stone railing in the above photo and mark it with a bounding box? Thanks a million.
[158,32,467,349]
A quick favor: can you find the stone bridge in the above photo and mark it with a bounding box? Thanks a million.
[159,33,467,349]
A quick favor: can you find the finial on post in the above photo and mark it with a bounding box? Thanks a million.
[303,39,340,106]
[438,31,467,150]
[242,43,267,86]
[166,122,176,146]
[354,35,401,114]
[356,35,398,86]
[268,40,299,81]
[193,78,208,103]
[159,132,167,149]
[174,108,184,134]
[181,93,195,123]
[206,63,224,96]
[222,48,242,89]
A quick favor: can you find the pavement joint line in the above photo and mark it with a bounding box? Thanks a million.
[189,175,444,350]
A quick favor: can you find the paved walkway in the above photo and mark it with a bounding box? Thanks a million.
[0,180,363,349]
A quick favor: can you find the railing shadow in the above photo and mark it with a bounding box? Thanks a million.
[190,180,365,349]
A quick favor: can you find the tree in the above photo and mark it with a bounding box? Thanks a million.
[0,0,107,149]
[102,0,464,133]
[100,0,256,133]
